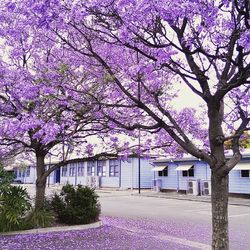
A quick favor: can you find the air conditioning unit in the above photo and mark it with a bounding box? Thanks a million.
[151,179,162,192]
[202,180,211,195]
[186,180,199,195]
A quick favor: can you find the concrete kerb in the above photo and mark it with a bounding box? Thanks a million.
[97,187,250,207]
[1,221,102,236]
[132,193,211,203]
[132,192,250,207]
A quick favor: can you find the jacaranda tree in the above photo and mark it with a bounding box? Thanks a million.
[0,10,113,209]
[1,1,249,249]
[0,64,107,210]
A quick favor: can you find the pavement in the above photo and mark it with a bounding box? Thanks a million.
[2,186,250,249]
[99,188,250,250]
[1,217,209,250]
[97,188,250,207]
[18,184,250,207]
[135,190,250,207]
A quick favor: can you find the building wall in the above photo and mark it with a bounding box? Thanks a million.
[14,166,36,184]
[177,162,210,191]
[155,163,179,190]
[60,162,86,186]
[100,177,120,187]
[154,161,211,191]
[13,155,250,195]
[229,161,250,194]
[97,159,120,188]
[120,158,133,189]
[60,160,121,188]
[132,158,154,189]
[154,158,250,195]
[14,165,60,185]
[46,166,58,186]
[119,158,153,189]
[59,158,153,189]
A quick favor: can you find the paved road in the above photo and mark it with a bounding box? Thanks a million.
[5,185,249,249]
[98,191,250,250]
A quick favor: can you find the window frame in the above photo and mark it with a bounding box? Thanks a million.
[182,165,194,177]
[109,159,119,177]
[241,170,250,178]
[78,164,84,176]
[87,161,95,176]
[26,167,30,177]
[69,165,76,177]
[158,166,168,177]
[97,160,106,177]
[61,166,67,177]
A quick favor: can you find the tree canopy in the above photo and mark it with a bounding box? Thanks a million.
[0,1,249,249]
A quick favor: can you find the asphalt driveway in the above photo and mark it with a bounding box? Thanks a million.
[2,185,249,250]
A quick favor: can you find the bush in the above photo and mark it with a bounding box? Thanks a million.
[23,208,55,229]
[0,165,56,232]
[0,185,31,232]
[50,184,101,225]
[0,165,14,191]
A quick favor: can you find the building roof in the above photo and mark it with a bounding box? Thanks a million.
[153,149,250,164]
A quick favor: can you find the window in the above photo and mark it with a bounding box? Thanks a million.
[158,167,168,177]
[18,170,22,177]
[78,164,84,176]
[69,164,76,177]
[109,159,119,177]
[62,166,67,177]
[26,167,30,177]
[182,166,194,177]
[14,170,17,178]
[241,170,250,178]
[97,160,106,176]
[87,161,95,176]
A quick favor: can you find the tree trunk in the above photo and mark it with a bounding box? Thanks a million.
[211,171,229,250]
[35,153,46,210]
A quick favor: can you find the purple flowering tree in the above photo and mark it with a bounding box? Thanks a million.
[81,2,249,248]
[0,65,108,209]
[1,0,250,248]
[0,13,113,209]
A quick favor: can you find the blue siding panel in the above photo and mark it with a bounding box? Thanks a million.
[229,162,250,194]
[12,155,250,195]
[101,177,119,187]
[120,159,133,189]
[156,163,178,190]
[129,158,154,189]
[155,162,211,191]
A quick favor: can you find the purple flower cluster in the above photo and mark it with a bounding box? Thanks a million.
[0,216,205,250]
[1,216,249,250]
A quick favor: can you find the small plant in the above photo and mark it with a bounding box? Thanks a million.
[0,165,31,232]
[50,184,101,225]
[23,208,55,229]
[0,165,14,191]
[0,185,31,232]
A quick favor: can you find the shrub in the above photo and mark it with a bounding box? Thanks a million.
[50,184,101,225]
[0,165,14,191]
[23,208,55,229]
[0,185,31,232]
